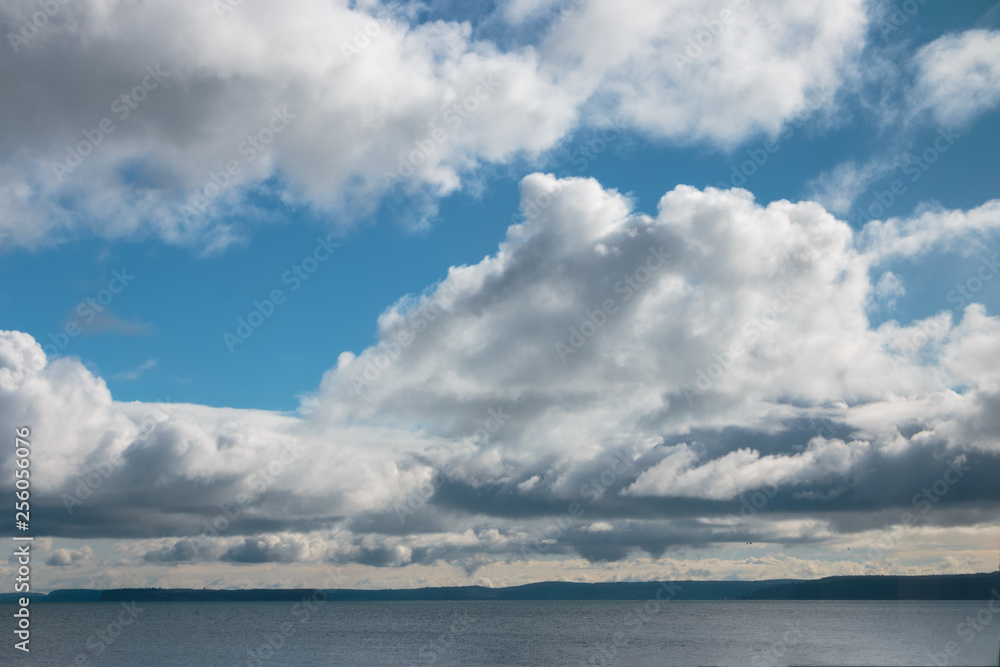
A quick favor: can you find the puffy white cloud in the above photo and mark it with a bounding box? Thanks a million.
[625,438,869,500]
[3,175,1000,582]
[502,0,569,25]
[0,0,870,249]
[0,0,577,248]
[805,157,898,216]
[911,29,1000,126]
[871,271,905,310]
[221,534,328,564]
[46,545,92,567]
[858,198,1000,262]
[540,0,867,144]
[313,174,915,456]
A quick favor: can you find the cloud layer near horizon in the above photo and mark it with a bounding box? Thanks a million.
[3,175,999,585]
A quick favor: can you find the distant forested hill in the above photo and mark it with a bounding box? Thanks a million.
[739,573,1000,600]
[2,574,996,603]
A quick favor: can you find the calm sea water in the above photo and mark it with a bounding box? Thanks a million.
[3,600,998,666]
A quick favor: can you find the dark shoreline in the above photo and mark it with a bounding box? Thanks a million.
[5,572,998,603]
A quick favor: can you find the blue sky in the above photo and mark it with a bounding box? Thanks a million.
[3,0,998,410]
[2,0,1000,592]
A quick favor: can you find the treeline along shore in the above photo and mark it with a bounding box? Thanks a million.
[2,573,998,603]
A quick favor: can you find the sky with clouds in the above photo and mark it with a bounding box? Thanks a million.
[1,0,999,592]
